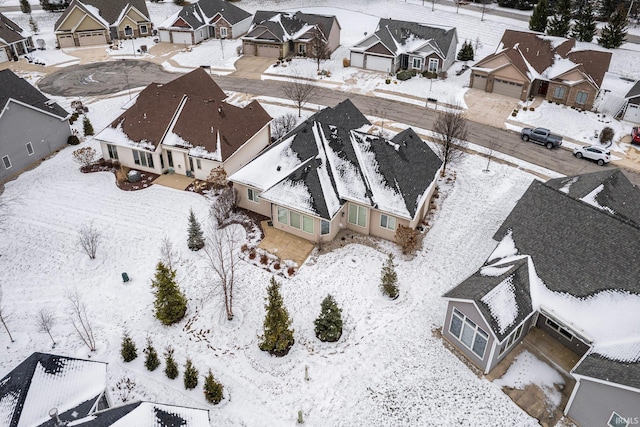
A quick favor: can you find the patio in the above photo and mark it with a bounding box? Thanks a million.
[153,174,194,191]
[258,221,315,267]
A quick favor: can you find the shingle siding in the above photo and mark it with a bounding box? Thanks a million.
[567,379,640,427]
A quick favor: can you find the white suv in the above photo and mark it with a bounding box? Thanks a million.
[573,145,611,166]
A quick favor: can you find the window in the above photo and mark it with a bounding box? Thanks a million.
[248,188,260,203]
[132,149,154,168]
[220,27,227,38]
[576,91,588,105]
[428,58,439,73]
[140,25,148,35]
[321,220,330,235]
[380,214,396,231]
[545,317,573,341]
[299,44,306,54]
[553,86,565,99]
[166,150,174,168]
[189,157,194,171]
[449,308,489,359]
[2,155,11,169]
[348,204,367,228]
[124,25,133,37]
[25,142,34,156]
[196,158,201,169]
[608,412,629,427]
[107,144,118,160]
[277,207,314,234]
[412,57,422,69]
[499,323,524,355]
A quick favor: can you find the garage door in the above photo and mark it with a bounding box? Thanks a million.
[624,103,640,123]
[493,78,523,98]
[0,48,8,63]
[57,34,75,48]
[158,30,171,43]
[472,74,487,91]
[350,52,364,68]
[258,44,280,58]
[78,31,106,46]
[365,55,393,73]
[172,31,192,46]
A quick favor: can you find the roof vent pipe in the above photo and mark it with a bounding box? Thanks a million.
[49,408,68,427]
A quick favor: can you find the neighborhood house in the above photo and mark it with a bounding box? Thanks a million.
[442,169,640,426]
[470,29,611,110]
[95,68,272,180]
[229,99,443,243]
[349,18,458,74]
[0,12,33,63]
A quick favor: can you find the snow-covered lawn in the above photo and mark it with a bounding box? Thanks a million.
[0,92,547,425]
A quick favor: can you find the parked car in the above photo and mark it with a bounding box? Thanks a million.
[573,145,611,166]
[520,127,563,149]
[632,127,640,145]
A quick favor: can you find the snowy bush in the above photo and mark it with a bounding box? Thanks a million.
[380,253,399,300]
[164,346,179,379]
[120,332,137,362]
[314,294,343,342]
[183,358,199,389]
[203,369,224,404]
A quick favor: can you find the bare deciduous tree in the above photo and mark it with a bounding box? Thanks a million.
[67,289,97,351]
[207,166,228,189]
[283,74,317,118]
[432,105,468,177]
[483,138,499,173]
[72,147,97,168]
[201,225,244,321]
[307,25,330,71]
[271,113,298,142]
[210,187,238,227]
[159,236,178,271]
[37,307,56,347]
[0,284,15,343]
[78,222,102,259]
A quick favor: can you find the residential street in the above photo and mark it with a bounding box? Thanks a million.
[38,61,640,185]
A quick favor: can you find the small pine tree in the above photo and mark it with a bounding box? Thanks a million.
[259,277,295,357]
[144,337,160,371]
[151,262,187,326]
[20,0,31,14]
[120,332,137,362]
[183,358,199,390]
[29,15,39,34]
[529,0,549,32]
[314,294,343,342]
[546,0,571,37]
[598,4,628,49]
[456,40,474,61]
[83,116,94,136]
[187,209,205,251]
[203,369,224,404]
[164,346,179,379]
[571,0,597,42]
[380,253,399,299]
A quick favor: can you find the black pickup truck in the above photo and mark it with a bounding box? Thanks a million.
[520,127,563,149]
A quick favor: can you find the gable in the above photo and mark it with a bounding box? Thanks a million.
[0,70,69,119]
[366,41,393,56]
[0,13,26,44]
[123,6,147,23]
[172,17,192,29]
[55,5,103,31]
[76,13,107,31]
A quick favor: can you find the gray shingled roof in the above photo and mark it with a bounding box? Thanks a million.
[493,177,640,297]
[377,18,456,58]
[443,257,533,340]
[0,12,27,44]
[0,69,69,119]
[546,169,640,226]
[573,353,640,391]
[168,0,250,30]
[66,401,210,426]
[55,0,150,29]
[246,10,336,43]
[625,80,640,100]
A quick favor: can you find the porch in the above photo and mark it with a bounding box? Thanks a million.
[258,220,314,267]
[153,173,194,190]
[487,327,580,426]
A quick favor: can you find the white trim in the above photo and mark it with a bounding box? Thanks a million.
[2,98,69,121]
[564,377,581,415]
[247,187,260,203]
[571,372,640,394]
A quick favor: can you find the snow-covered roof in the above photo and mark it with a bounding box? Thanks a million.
[0,12,30,45]
[158,0,250,31]
[69,401,210,426]
[230,100,442,221]
[244,10,336,44]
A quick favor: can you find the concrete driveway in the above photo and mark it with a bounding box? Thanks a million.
[464,88,520,129]
[231,56,276,79]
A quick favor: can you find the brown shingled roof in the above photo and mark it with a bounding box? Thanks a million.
[107,68,271,160]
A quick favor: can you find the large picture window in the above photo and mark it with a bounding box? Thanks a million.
[348,204,367,228]
[132,149,154,168]
[499,323,524,355]
[449,308,489,359]
[428,58,439,73]
[608,412,629,427]
[553,86,565,99]
[321,220,330,235]
[277,207,314,234]
[576,91,588,105]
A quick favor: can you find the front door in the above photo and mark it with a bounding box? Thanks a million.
[538,81,549,96]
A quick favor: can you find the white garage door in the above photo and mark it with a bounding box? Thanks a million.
[493,78,523,98]
[172,31,192,46]
[365,55,392,73]
[625,103,640,123]
[158,30,171,43]
[350,52,364,68]
[0,48,8,63]
[472,74,487,91]
[57,34,74,48]
[78,31,106,46]
[258,44,280,58]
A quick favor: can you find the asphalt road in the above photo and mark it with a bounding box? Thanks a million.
[38,60,640,186]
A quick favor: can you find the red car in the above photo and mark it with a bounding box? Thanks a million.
[633,127,640,145]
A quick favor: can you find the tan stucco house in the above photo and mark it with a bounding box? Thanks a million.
[229,99,442,243]
[54,0,152,48]
[95,68,272,180]
[242,11,340,58]
[470,29,611,110]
